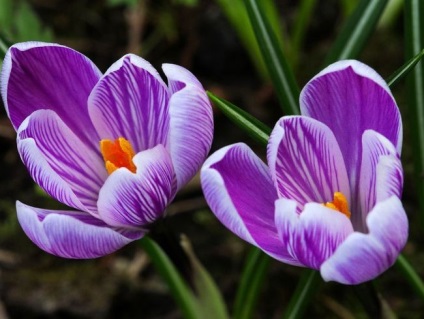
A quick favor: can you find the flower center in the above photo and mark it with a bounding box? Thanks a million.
[100,137,136,175]
[323,192,351,218]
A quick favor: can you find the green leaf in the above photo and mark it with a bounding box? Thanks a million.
[405,0,424,227]
[15,1,53,42]
[243,0,300,115]
[180,236,229,319]
[106,0,138,7]
[140,236,200,319]
[324,0,388,65]
[0,0,13,32]
[233,248,270,319]
[214,0,284,80]
[0,35,9,60]
[140,236,229,319]
[395,254,424,300]
[282,270,322,319]
[386,48,424,87]
[207,91,271,146]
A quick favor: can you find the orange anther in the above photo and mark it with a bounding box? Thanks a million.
[100,137,136,175]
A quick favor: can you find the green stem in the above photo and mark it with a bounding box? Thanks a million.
[140,236,200,319]
[395,254,424,300]
[243,0,300,115]
[282,270,322,319]
[233,248,270,319]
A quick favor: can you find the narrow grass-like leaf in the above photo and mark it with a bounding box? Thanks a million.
[233,248,270,319]
[180,236,230,319]
[386,48,424,87]
[214,0,284,80]
[282,270,322,319]
[243,0,300,115]
[324,0,388,66]
[140,236,200,319]
[208,92,271,146]
[395,254,424,300]
[405,0,424,227]
[0,33,12,60]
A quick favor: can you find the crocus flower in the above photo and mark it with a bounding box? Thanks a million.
[201,60,407,284]
[1,42,213,258]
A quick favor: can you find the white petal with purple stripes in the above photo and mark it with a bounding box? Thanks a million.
[267,116,350,210]
[17,110,106,214]
[88,54,170,152]
[201,143,300,265]
[1,42,102,148]
[320,196,408,284]
[275,198,354,270]
[164,64,214,189]
[17,202,143,259]
[97,144,177,228]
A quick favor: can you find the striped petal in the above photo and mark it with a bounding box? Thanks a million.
[1,42,101,147]
[163,64,213,189]
[356,130,402,231]
[201,143,299,265]
[275,198,354,270]
[300,60,402,204]
[97,144,177,229]
[17,110,106,214]
[267,116,350,210]
[88,54,169,153]
[17,202,143,259]
[320,196,408,284]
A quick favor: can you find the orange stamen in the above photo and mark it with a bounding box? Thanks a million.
[100,137,136,175]
[323,192,351,218]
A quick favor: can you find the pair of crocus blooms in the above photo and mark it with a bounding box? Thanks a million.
[1,42,407,285]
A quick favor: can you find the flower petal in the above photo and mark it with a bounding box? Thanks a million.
[1,42,101,147]
[17,201,143,259]
[97,144,177,228]
[201,143,299,265]
[88,54,169,152]
[300,60,402,187]
[320,196,408,284]
[163,64,213,189]
[17,110,106,214]
[267,116,350,210]
[356,130,402,231]
[275,198,354,270]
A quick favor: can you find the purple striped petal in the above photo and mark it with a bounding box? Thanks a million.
[88,54,169,152]
[17,110,106,214]
[275,198,354,270]
[17,201,143,259]
[320,196,408,284]
[1,42,101,147]
[97,144,177,228]
[201,143,300,265]
[300,61,402,212]
[267,116,350,210]
[356,130,402,231]
[163,64,213,189]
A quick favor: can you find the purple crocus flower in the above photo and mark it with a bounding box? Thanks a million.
[1,42,213,258]
[201,60,407,284]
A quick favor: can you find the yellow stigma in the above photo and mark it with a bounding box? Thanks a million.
[100,137,136,175]
[323,192,351,219]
